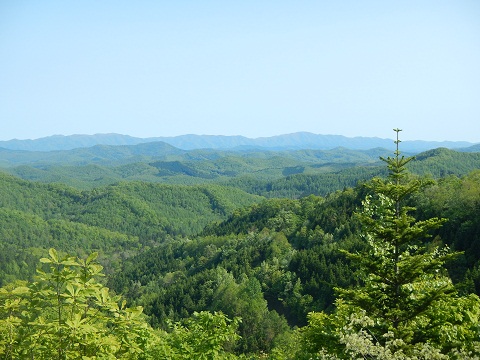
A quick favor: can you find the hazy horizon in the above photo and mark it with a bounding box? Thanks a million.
[1,131,478,145]
[1,2,479,142]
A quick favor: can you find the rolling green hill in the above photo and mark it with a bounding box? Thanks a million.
[1,146,388,190]
[0,141,184,167]
[409,147,480,177]
[0,172,263,283]
[2,144,479,198]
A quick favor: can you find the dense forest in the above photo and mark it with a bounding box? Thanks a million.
[1,137,480,358]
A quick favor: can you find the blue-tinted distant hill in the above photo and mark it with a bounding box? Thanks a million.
[0,132,476,152]
[459,143,480,152]
[0,141,184,167]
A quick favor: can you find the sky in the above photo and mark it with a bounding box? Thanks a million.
[1,1,479,142]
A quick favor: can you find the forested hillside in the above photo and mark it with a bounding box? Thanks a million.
[1,145,389,190]
[1,142,480,358]
[3,145,480,199]
[107,169,480,355]
[0,172,262,283]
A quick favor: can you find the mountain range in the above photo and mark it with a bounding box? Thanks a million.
[1,132,477,152]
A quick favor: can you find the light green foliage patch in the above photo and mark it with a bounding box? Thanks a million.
[0,249,242,359]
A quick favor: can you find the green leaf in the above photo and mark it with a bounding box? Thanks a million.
[65,283,75,296]
[86,252,98,265]
[48,248,58,262]
[61,259,79,266]
[11,286,30,295]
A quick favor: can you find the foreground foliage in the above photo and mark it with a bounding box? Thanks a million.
[0,249,241,359]
[0,248,153,359]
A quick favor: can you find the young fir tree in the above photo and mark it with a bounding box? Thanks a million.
[299,129,480,359]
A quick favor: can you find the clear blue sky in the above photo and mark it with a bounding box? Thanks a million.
[1,1,479,142]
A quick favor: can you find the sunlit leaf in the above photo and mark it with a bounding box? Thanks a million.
[48,248,58,262]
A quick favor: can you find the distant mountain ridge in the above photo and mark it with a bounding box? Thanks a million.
[0,141,185,167]
[0,132,476,152]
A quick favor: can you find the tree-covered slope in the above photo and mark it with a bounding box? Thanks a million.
[414,170,480,292]
[409,147,480,177]
[108,169,480,354]
[108,189,365,353]
[2,146,388,190]
[0,172,262,237]
[74,182,263,238]
[0,172,263,283]
[0,141,184,167]
[0,207,140,285]
[4,146,480,201]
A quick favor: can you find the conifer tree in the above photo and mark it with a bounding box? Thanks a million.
[300,129,480,359]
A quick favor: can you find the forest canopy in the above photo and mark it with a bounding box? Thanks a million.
[1,134,480,358]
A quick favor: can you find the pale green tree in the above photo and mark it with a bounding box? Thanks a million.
[0,249,242,359]
[0,248,157,359]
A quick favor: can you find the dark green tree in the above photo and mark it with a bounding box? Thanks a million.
[299,130,480,359]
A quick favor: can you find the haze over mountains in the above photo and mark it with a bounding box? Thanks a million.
[1,132,477,152]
